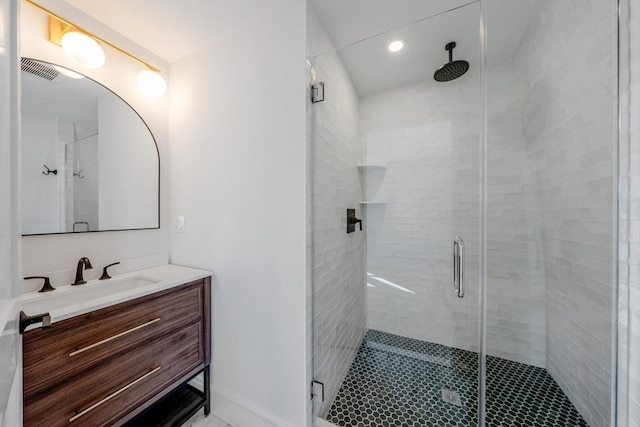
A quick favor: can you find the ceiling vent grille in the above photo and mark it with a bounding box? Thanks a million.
[21,58,60,81]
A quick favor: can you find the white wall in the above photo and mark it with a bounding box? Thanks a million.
[168,2,308,426]
[307,6,366,417]
[514,1,616,425]
[20,1,169,287]
[20,107,60,234]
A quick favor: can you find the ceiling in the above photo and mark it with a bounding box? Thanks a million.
[309,0,474,49]
[62,0,543,95]
[22,62,103,126]
[323,2,482,95]
[311,0,543,95]
[64,0,223,63]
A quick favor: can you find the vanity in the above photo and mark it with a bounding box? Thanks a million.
[21,265,211,427]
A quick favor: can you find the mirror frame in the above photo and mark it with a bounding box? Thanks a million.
[21,58,161,236]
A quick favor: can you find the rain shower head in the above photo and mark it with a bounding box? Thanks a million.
[434,42,469,82]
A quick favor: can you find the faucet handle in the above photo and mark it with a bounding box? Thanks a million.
[19,311,51,334]
[24,276,55,293]
[99,262,121,280]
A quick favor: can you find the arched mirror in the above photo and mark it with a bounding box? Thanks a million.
[21,58,160,235]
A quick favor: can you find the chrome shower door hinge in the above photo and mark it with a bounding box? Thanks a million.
[311,82,325,103]
[311,380,325,402]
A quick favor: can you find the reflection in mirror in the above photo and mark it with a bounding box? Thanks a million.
[21,58,159,235]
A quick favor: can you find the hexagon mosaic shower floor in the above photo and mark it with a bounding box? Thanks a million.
[324,330,588,427]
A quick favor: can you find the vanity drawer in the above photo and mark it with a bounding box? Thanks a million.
[24,321,204,427]
[23,279,205,399]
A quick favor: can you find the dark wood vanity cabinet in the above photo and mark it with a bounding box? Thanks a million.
[23,277,211,427]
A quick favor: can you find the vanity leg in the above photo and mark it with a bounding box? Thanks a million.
[204,366,211,416]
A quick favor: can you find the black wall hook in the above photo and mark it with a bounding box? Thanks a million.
[42,165,57,175]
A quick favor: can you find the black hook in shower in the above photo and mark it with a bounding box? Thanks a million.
[42,165,57,176]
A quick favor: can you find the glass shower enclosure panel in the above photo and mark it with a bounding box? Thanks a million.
[309,2,483,425]
[483,1,618,426]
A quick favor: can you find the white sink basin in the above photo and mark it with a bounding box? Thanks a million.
[19,264,211,331]
[22,276,160,316]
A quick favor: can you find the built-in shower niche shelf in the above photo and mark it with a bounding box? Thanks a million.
[358,165,386,202]
[357,164,386,172]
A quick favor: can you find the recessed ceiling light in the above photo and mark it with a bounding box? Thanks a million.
[388,40,404,53]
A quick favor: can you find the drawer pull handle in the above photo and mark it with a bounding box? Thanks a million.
[69,366,161,422]
[68,318,161,357]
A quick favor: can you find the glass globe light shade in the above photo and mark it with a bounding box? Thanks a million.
[61,30,105,69]
[137,69,167,97]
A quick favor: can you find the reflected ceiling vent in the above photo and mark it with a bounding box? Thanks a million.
[21,58,60,81]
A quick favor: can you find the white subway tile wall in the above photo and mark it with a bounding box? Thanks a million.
[619,1,639,426]
[360,72,482,354]
[360,60,548,369]
[486,59,547,368]
[308,7,367,418]
[513,1,615,425]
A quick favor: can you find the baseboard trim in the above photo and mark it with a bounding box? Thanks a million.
[315,417,339,427]
[211,385,298,427]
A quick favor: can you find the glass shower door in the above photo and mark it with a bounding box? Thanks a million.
[309,2,483,425]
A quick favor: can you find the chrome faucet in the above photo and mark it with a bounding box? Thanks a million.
[72,257,93,285]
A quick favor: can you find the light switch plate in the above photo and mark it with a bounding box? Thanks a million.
[176,215,185,233]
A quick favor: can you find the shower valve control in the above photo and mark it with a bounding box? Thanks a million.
[347,209,362,233]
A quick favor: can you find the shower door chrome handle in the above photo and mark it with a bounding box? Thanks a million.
[453,239,459,292]
[453,236,464,298]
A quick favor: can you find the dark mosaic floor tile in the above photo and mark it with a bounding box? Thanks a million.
[324,329,588,427]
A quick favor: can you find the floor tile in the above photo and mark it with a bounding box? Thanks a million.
[324,329,588,427]
[184,409,233,427]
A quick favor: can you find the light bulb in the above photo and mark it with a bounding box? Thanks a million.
[61,30,105,69]
[137,69,167,97]
[388,40,404,53]
[52,65,84,79]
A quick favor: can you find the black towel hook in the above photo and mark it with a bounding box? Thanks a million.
[42,165,57,176]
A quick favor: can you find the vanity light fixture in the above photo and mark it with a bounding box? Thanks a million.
[59,29,105,69]
[137,69,167,98]
[25,0,167,97]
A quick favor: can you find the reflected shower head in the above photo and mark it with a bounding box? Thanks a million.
[434,42,469,82]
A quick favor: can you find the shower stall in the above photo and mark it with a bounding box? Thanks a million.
[308,1,618,426]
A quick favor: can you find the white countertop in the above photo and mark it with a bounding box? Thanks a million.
[21,264,211,331]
